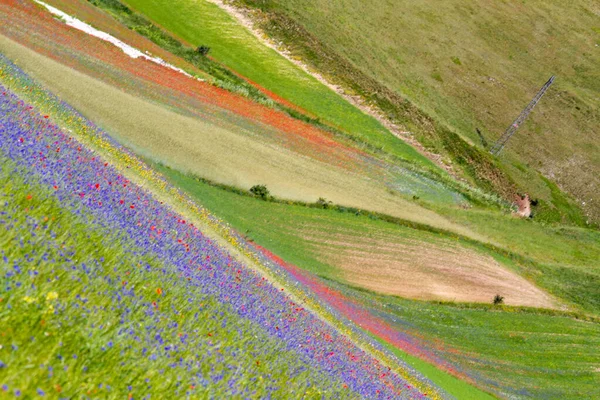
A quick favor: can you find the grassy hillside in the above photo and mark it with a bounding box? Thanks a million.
[342,283,600,399]
[0,33,479,239]
[150,162,600,398]
[0,57,446,398]
[228,0,599,225]
[152,163,600,314]
[117,0,437,171]
[151,164,560,309]
[2,0,599,397]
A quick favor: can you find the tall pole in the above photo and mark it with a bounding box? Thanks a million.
[490,76,555,155]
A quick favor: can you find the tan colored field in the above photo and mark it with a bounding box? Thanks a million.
[297,225,557,308]
[0,35,488,242]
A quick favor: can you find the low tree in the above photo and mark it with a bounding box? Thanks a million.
[493,294,504,305]
[250,184,270,200]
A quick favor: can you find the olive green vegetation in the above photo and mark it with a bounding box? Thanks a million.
[230,0,598,226]
[152,163,600,315]
[116,0,438,170]
[152,163,600,399]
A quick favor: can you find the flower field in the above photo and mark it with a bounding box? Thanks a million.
[0,55,446,398]
[2,0,597,398]
[0,0,478,213]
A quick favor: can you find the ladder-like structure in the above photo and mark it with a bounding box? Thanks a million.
[490,76,555,155]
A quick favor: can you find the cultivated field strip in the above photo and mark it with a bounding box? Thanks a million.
[0,57,445,398]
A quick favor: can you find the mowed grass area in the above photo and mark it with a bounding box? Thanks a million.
[229,0,600,223]
[153,163,600,398]
[119,0,437,170]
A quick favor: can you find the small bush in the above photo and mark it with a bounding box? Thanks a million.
[316,197,332,209]
[196,45,211,56]
[493,294,504,305]
[250,185,270,200]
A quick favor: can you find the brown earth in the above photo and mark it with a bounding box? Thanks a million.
[299,227,557,308]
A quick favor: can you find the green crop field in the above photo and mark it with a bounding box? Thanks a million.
[118,0,438,170]
[152,162,600,398]
[342,283,600,399]
[152,163,600,313]
[0,34,484,240]
[227,0,600,224]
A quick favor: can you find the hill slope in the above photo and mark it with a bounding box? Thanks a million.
[1,0,599,398]
[224,0,599,224]
[0,55,445,398]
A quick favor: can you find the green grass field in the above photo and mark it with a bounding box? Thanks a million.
[151,162,600,398]
[342,282,600,399]
[152,162,600,314]
[118,0,438,170]
[3,0,599,397]
[227,0,600,224]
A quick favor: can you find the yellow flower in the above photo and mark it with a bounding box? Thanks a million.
[46,292,58,301]
[23,296,36,304]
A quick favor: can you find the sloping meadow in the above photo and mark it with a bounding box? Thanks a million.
[0,56,444,398]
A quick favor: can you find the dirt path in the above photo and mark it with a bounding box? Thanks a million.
[206,0,458,177]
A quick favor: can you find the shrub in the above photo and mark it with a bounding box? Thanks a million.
[493,294,505,305]
[196,45,211,56]
[316,197,332,209]
[250,184,270,200]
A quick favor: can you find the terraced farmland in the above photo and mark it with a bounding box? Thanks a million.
[0,57,446,398]
[151,162,600,399]
[1,0,598,398]
[0,0,481,234]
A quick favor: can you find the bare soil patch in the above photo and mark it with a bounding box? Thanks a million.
[302,229,557,308]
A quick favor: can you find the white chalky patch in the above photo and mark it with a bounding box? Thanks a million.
[35,1,202,81]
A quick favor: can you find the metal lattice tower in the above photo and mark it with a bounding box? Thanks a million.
[490,76,555,155]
